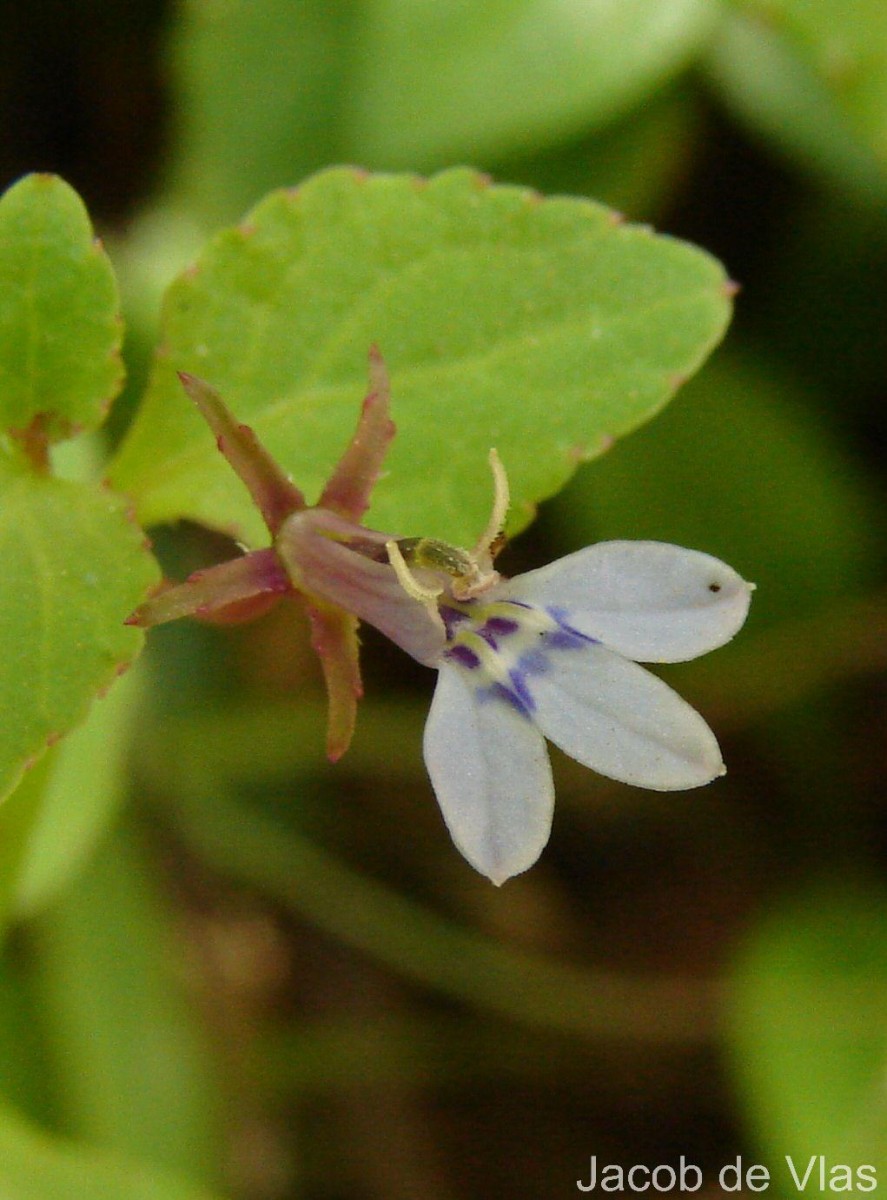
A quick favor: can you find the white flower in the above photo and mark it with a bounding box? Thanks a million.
[422,541,753,884]
[132,356,753,886]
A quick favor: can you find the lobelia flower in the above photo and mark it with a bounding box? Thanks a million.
[128,350,753,884]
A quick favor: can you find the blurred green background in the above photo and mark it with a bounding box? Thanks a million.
[2,1,887,1197]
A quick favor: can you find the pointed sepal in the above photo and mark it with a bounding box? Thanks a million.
[318,346,396,522]
[126,548,289,627]
[178,372,306,534]
[306,602,363,761]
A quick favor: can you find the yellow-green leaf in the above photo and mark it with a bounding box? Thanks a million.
[726,881,887,1176]
[0,1103,221,1200]
[709,2,887,195]
[0,449,159,800]
[109,167,732,547]
[0,174,123,442]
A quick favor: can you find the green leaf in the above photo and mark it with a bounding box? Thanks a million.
[0,951,53,1120]
[349,0,717,168]
[109,167,732,547]
[168,0,350,225]
[0,1102,222,1200]
[726,881,887,1175]
[708,3,887,196]
[0,664,145,928]
[0,449,159,801]
[169,0,717,224]
[32,824,220,1184]
[0,175,124,442]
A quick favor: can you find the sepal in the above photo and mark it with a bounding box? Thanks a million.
[306,601,363,761]
[318,345,396,521]
[276,508,447,666]
[178,372,305,534]
[126,548,289,627]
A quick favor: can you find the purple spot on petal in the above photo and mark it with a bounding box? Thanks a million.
[447,643,481,670]
[477,626,499,651]
[441,605,470,640]
[484,616,520,636]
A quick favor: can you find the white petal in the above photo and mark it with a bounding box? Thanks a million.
[503,540,752,663]
[527,641,725,790]
[423,663,554,885]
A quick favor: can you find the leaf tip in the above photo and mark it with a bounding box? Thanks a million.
[722,278,741,299]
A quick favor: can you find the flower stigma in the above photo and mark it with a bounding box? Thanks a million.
[385,446,507,610]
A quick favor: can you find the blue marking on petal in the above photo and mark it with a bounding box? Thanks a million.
[441,594,598,723]
[517,649,550,676]
[546,605,598,646]
[490,681,534,718]
[547,628,589,651]
[506,668,536,714]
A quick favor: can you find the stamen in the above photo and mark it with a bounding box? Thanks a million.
[396,537,474,577]
[471,448,510,561]
[386,540,444,614]
[387,449,510,606]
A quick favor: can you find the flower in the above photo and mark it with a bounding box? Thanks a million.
[420,540,752,884]
[128,350,752,884]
